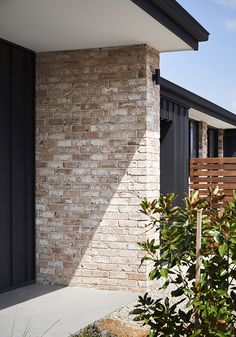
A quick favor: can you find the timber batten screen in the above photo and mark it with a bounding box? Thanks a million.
[0,39,35,292]
[190,157,236,204]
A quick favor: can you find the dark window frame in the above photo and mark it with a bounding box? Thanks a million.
[207,126,218,158]
[189,119,199,158]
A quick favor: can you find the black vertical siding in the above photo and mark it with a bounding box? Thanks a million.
[0,43,12,290]
[160,120,174,198]
[12,48,28,286]
[0,40,35,292]
[160,97,189,204]
[26,53,36,282]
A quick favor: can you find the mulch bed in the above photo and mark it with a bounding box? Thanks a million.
[72,318,149,337]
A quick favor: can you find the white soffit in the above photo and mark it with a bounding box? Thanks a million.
[189,108,236,129]
[0,0,191,52]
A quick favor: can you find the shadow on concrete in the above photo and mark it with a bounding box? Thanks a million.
[0,284,137,337]
[0,283,64,310]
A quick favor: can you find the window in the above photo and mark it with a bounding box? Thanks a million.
[189,120,199,158]
[208,127,218,157]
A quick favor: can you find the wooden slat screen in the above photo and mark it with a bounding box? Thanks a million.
[190,157,236,204]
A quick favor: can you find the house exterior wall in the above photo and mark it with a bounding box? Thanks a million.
[198,121,208,158]
[36,44,160,292]
[198,122,224,158]
[218,129,224,157]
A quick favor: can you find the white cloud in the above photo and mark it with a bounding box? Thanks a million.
[225,18,236,30]
[212,0,236,7]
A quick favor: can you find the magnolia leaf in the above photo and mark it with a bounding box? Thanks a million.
[149,269,158,280]
[134,193,236,336]
[160,249,169,260]
[149,330,155,337]
[130,308,144,315]
[220,269,227,277]
[161,280,170,289]
[233,190,236,200]
[164,297,169,308]
[218,243,228,257]
[189,329,202,337]
[160,267,168,278]
[171,288,184,297]
[179,309,189,323]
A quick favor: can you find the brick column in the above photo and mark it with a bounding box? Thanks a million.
[198,121,208,158]
[218,129,224,157]
[36,45,160,292]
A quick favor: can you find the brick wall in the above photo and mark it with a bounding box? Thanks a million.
[218,129,224,157]
[198,121,208,158]
[199,123,224,158]
[36,44,160,292]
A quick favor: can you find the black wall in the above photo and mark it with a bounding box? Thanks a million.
[160,97,189,204]
[0,39,35,292]
[224,129,236,157]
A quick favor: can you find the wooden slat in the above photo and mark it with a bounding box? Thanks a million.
[191,157,236,163]
[190,164,236,169]
[192,191,234,197]
[190,184,236,189]
[191,177,236,183]
[191,170,236,177]
[189,157,236,208]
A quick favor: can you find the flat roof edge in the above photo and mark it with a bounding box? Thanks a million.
[130,0,209,51]
[160,77,236,127]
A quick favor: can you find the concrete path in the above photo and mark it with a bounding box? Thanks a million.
[0,284,137,337]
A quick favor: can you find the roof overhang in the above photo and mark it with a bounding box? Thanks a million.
[189,109,236,129]
[0,0,209,53]
[131,0,209,51]
[160,78,236,129]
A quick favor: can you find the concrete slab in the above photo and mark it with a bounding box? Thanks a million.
[0,284,137,337]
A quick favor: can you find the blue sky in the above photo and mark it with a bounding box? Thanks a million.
[161,0,236,113]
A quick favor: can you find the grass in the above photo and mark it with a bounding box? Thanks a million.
[10,318,61,337]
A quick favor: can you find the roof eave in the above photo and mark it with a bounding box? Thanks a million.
[130,0,209,51]
[160,78,236,127]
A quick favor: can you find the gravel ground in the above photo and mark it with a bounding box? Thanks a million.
[107,283,184,327]
[107,300,140,327]
[107,285,161,326]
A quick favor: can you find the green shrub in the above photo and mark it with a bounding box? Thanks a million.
[132,189,236,337]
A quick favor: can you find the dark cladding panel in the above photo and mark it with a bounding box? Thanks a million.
[0,42,12,290]
[161,97,174,121]
[11,47,28,286]
[160,120,174,196]
[160,97,189,204]
[180,106,189,201]
[26,52,35,282]
[0,39,35,292]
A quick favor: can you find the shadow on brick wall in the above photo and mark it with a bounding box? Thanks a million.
[36,46,159,292]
